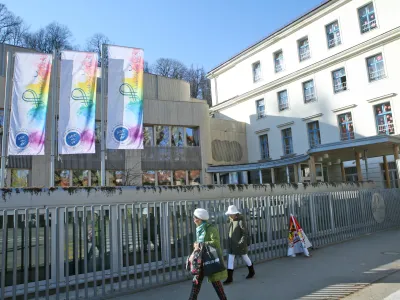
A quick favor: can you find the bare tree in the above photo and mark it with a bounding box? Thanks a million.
[23,22,73,53]
[186,65,204,98]
[152,58,187,80]
[144,61,151,73]
[8,21,29,46]
[0,4,23,43]
[85,33,111,66]
[200,77,212,106]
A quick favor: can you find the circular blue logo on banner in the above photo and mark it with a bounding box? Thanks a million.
[65,131,81,147]
[113,126,129,142]
[15,133,29,149]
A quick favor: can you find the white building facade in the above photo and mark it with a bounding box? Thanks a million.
[207,0,400,188]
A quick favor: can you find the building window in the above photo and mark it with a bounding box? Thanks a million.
[274,50,284,73]
[380,162,399,188]
[332,68,347,93]
[307,121,321,148]
[375,102,394,135]
[189,170,201,185]
[55,170,70,187]
[143,126,154,146]
[171,126,184,147]
[281,128,293,155]
[157,170,171,186]
[252,61,262,82]
[186,127,199,146]
[278,90,289,111]
[345,167,358,182]
[303,80,316,103]
[91,170,100,186]
[259,134,269,160]
[256,99,265,119]
[298,37,311,61]
[72,170,89,187]
[155,126,170,146]
[326,20,341,48]
[367,53,385,82]
[338,112,354,141]
[11,169,29,187]
[142,171,156,186]
[173,170,186,185]
[358,2,377,34]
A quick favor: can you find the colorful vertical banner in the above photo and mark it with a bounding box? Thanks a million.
[106,45,144,149]
[58,51,98,154]
[8,53,52,155]
[287,214,312,257]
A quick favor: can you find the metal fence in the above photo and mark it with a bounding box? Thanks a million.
[0,188,399,299]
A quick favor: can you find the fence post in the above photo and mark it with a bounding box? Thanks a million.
[110,205,119,280]
[161,202,171,265]
[328,193,335,233]
[51,208,65,288]
[309,195,317,242]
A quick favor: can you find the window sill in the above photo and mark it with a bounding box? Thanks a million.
[257,116,266,120]
[281,153,297,159]
[334,88,349,95]
[369,76,387,84]
[258,158,272,163]
[304,98,317,104]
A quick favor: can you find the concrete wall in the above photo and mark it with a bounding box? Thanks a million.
[0,182,376,209]
[210,118,248,165]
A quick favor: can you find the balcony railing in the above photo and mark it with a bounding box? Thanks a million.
[362,20,377,33]
[378,123,395,135]
[328,36,341,48]
[141,146,202,170]
[304,91,315,103]
[300,49,311,61]
[275,63,283,73]
[279,102,289,111]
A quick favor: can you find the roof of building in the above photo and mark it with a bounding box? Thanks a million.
[206,0,333,77]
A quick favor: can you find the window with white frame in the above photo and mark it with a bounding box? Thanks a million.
[256,99,265,119]
[278,90,289,111]
[307,121,321,148]
[345,167,358,182]
[274,50,284,73]
[338,112,354,141]
[374,102,394,135]
[367,53,385,82]
[259,134,269,160]
[303,80,316,103]
[332,68,347,93]
[298,37,310,61]
[358,2,377,34]
[326,20,341,49]
[281,128,293,155]
[252,61,262,82]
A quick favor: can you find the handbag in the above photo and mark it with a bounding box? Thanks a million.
[202,244,225,276]
[186,248,202,275]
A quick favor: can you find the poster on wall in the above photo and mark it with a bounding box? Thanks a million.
[8,53,52,155]
[106,45,144,149]
[58,51,98,154]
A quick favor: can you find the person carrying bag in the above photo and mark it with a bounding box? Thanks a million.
[188,208,228,300]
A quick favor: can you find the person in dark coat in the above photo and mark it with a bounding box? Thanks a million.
[223,205,255,285]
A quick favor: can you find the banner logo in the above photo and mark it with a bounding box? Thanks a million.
[22,89,43,108]
[71,88,92,107]
[119,83,138,102]
[15,131,30,149]
[112,125,129,142]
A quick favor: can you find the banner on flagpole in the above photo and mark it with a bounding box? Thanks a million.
[106,45,144,149]
[58,51,98,154]
[8,53,52,155]
[287,214,312,257]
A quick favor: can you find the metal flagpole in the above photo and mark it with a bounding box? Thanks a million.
[0,52,12,188]
[100,44,106,186]
[50,50,58,187]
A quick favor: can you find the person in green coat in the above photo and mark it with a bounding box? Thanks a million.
[223,205,255,285]
[189,208,228,300]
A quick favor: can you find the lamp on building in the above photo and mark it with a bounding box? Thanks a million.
[323,153,329,159]
[327,162,332,166]
[317,157,323,162]
[335,159,341,164]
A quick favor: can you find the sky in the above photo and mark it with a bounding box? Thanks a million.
[3,0,324,72]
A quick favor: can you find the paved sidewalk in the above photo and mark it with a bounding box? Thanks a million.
[109,228,400,300]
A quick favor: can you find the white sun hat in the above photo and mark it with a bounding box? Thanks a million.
[225,205,241,215]
[194,208,209,221]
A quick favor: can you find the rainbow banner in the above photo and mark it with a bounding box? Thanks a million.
[106,45,144,149]
[8,53,52,155]
[58,51,98,154]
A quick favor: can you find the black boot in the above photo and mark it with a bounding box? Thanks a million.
[223,269,234,285]
[246,265,255,279]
